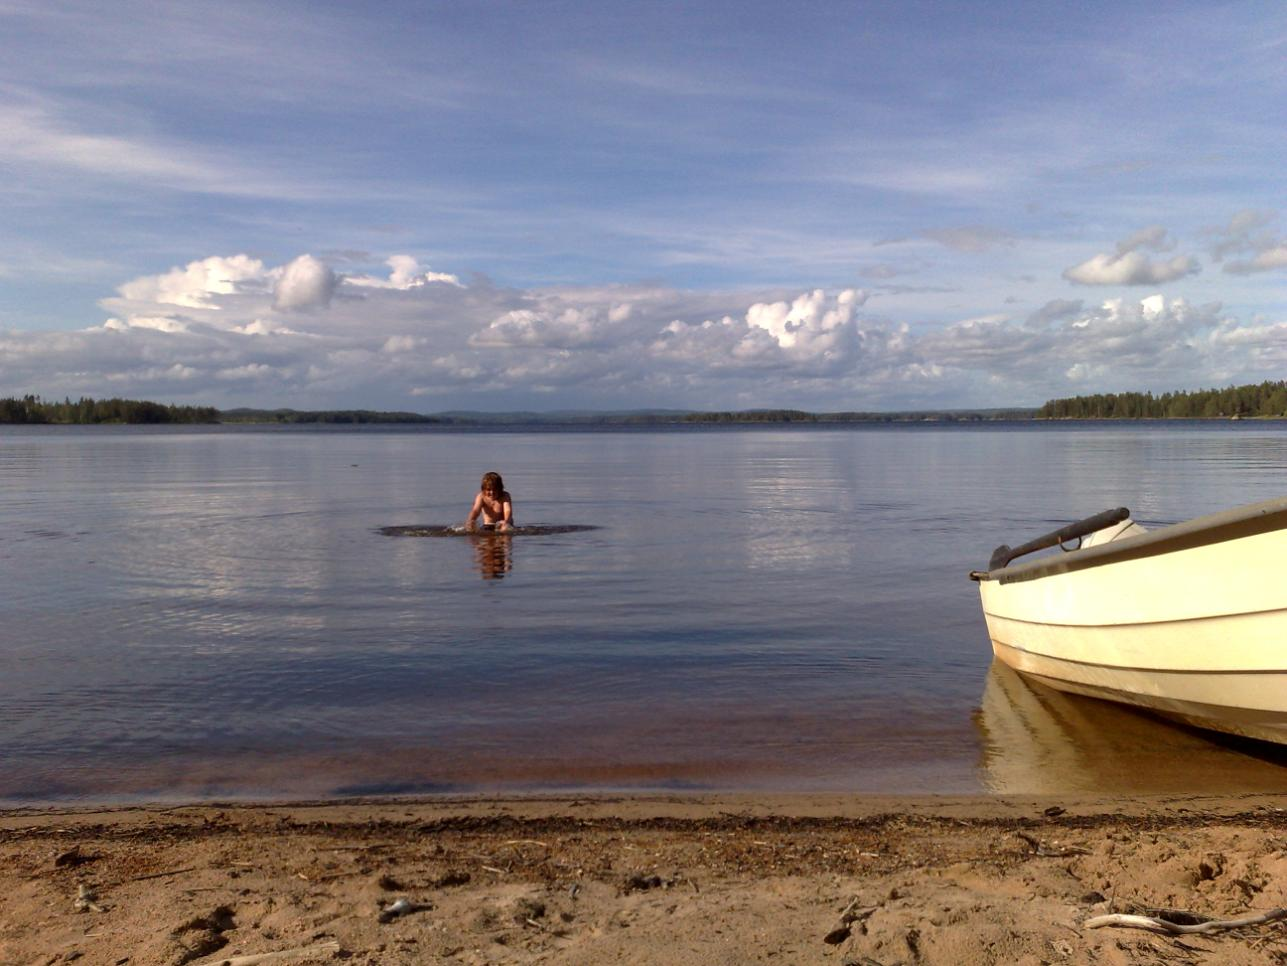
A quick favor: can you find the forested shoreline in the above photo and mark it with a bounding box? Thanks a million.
[0,395,219,424]
[1038,381,1287,419]
[4,382,1287,425]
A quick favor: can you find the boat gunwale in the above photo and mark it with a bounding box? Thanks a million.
[980,494,1287,586]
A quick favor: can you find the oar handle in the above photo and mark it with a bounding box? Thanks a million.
[987,506,1130,571]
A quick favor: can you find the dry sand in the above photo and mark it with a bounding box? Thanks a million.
[4,793,1287,966]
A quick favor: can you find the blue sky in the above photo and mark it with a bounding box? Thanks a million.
[2,0,1284,410]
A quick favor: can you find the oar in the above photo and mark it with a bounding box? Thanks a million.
[988,506,1130,571]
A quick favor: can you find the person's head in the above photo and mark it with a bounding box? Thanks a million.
[480,471,504,496]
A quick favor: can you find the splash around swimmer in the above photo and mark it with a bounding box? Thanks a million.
[379,470,599,537]
[379,524,599,537]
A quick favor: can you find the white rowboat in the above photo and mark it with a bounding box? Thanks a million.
[971,496,1287,745]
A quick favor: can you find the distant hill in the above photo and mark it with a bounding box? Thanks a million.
[677,408,1036,424]
[217,408,440,424]
[426,408,1038,425]
[1,397,1041,426]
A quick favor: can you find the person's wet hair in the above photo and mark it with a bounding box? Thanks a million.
[481,471,504,493]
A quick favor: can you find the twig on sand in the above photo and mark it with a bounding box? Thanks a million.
[74,884,105,913]
[130,866,197,882]
[1086,908,1287,935]
[823,896,877,945]
[1014,831,1089,858]
[378,897,431,923]
[192,939,341,966]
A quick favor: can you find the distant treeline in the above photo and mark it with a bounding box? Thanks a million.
[0,395,218,424]
[218,408,440,424]
[1039,381,1287,419]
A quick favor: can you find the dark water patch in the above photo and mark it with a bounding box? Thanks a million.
[378,524,601,537]
[330,779,466,797]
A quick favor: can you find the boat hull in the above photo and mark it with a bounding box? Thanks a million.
[977,496,1287,745]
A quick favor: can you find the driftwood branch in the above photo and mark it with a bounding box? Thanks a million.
[1086,908,1287,935]
[194,939,341,966]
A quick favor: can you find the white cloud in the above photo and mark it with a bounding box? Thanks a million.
[919,295,1224,394]
[1062,226,1203,286]
[3,251,1283,411]
[346,255,462,290]
[273,254,337,311]
[471,308,602,349]
[1062,250,1200,286]
[100,315,189,333]
[653,289,907,382]
[745,288,868,355]
[232,319,301,336]
[116,255,266,309]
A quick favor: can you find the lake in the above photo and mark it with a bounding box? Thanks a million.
[3,421,1286,804]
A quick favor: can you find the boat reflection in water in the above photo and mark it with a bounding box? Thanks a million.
[974,660,1287,795]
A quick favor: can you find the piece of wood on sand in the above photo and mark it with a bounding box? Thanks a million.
[1085,908,1287,936]
[191,939,341,966]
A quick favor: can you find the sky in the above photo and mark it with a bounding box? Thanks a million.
[1,0,1285,412]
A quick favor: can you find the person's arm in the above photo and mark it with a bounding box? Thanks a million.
[497,493,514,530]
[464,492,483,529]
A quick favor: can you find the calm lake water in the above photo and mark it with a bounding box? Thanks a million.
[3,422,1287,805]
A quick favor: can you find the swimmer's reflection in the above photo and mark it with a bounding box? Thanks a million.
[469,531,513,580]
[973,660,1287,795]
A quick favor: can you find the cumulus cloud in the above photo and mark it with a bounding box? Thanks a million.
[1062,251,1200,286]
[3,250,1283,411]
[117,254,266,308]
[101,315,189,333]
[653,289,882,378]
[1061,227,1202,286]
[273,254,337,311]
[471,307,612,349]
[232,318,302,336]
[917,294,1229,399]
[346,255,461,290]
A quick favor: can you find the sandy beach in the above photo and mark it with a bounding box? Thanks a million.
[4,793,1286,965]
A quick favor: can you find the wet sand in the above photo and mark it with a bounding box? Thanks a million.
[4,793,1287,965]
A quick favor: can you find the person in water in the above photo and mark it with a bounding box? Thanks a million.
[465,471,514,532]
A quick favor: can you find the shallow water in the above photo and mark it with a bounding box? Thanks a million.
[2,421,1286,804]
